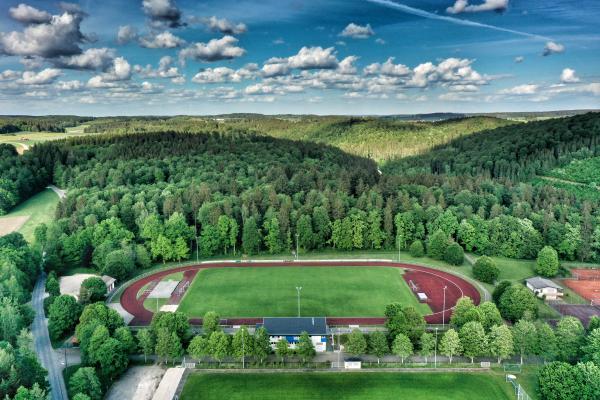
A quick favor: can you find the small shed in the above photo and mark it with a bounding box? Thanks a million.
[525,277,563,300]
[344,357,362,369]
[101,275,116,292]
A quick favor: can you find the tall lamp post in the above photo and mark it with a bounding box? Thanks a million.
[296,286,302,317]
[442,285,448,327]
[295,233,299,261]
[242,329,245,369]
[434,327,438,369]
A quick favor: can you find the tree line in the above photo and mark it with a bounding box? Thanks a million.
[0,116,90,134]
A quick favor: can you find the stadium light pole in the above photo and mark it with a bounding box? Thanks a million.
[296,286,302,317]
[296,233,299,261]
[434,327,438,369]
[442,286,448,327]
[195,227,199,263]
[242,329,245,369]
[337,327,341,368]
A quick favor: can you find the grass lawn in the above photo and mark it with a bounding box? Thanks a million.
[536,298,561,320]
[138,271,183,312]
[178,266,431,318]
[144,297,169,312]
[493,257,536,281]
[0,125,94,147]
[561,285,590,305]
[0,188,58,242]
[161,271,184,281]
[515,366,540,400]
[179,372,513,400]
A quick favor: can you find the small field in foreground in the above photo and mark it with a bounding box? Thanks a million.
[177,267,431,318]
[179,372,513,400]
[0,188,58,241]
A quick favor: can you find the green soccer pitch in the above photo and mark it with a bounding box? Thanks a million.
[179,372,513,400]
[176,266,431,317]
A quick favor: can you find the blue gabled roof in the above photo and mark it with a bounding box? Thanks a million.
[262,317,327,336]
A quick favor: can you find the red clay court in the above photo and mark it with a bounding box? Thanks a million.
[119,260,481,326]
[564,268,600,304]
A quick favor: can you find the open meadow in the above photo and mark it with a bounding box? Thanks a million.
[0,188,58,242]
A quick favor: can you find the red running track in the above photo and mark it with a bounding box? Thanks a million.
[120,261,481,326]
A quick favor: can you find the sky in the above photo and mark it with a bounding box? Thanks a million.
[0,0,598,115]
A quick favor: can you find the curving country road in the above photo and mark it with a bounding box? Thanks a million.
[32,274,68,400]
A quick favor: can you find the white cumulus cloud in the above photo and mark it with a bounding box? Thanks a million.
[142,0,183,28]
[179,36,245,63]
[543,41,565,56]
[117,25,138,45]
[499,84,538,95]
[56,48,116,70]
[9,4,52,24]
[139,31,185,48]
[18,68,62,85]
[447,0,509,14]
[200,16,247,35]
[560,68,579,83]
[192,64,257,83]
[339,23,375,39]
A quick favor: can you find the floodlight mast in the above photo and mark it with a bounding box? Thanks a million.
[296,286,302,317]
[434,327,439,368]
[442,285,448,327]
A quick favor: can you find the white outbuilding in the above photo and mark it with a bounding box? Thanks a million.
[525,277,563,301]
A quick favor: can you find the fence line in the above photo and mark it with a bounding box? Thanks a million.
[506,375,532,400]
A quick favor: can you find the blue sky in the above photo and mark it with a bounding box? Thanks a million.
[0,0,598,115]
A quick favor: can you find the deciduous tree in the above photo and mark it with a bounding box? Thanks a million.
[459,321,487,363]
[346,328,367,356]
[392,333,413,364]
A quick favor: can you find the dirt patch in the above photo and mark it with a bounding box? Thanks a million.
[59,274,98,300]
[0,216,29,236]
[105,365,165,400]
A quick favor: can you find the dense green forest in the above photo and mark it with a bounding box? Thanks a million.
[0,113,596,287]
[0,116,91,134]
[1,113,599,287]
[384,112,600,180]
[82,115,515,162]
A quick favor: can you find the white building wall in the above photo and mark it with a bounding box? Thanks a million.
[269,335,327,352]
[526,283,562,300]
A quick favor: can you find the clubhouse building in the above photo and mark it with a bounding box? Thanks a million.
[260,317,328,352]
[525,276,564,301]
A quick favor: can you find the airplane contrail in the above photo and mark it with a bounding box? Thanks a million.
[366,0,553,41]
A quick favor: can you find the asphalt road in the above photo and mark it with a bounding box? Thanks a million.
[32,274,68,400]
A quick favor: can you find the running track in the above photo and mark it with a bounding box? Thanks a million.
[120,261,481,326]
